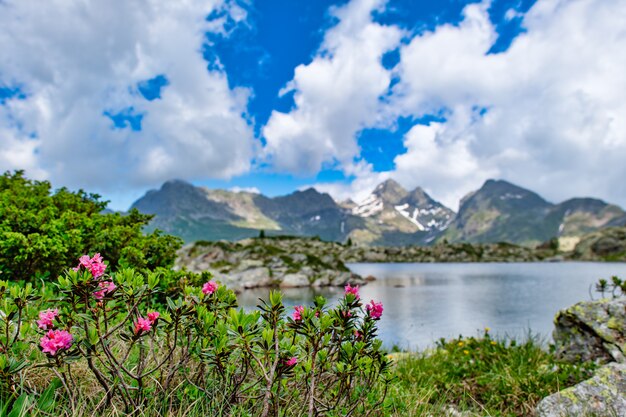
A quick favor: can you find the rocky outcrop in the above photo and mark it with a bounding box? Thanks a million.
[175,238,365,290]
[536,298,626,416]
[536,362,626,417]
[552,298,626,364]
[569,227,626,261]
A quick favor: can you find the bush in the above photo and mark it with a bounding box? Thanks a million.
[0,255,390,416]
[0,171,182,281]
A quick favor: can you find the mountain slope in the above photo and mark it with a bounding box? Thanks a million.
[443,180,625,245]
[348,179,455,245]
[131,178,624,246]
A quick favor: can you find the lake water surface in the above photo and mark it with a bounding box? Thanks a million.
[237,262,626,349]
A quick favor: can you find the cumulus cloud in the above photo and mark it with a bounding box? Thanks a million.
[0,0,254,197]
[262,0,403,174]
[304,0,626,210]
[388,0,626,208]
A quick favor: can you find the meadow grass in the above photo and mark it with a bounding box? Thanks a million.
[381,332,595,417]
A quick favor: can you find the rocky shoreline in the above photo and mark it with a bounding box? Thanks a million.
[175,237,369,290]
[175,231,626,290]
[175,236,555,289]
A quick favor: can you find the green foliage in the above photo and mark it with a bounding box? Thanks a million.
[0,171,182,281]
[383,332,595,416]
[2,256,389,416]
[594,275,625,299]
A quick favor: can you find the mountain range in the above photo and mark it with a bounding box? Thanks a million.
[131,178,626,247]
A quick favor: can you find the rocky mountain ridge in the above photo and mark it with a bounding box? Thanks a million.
[131,178,625,246]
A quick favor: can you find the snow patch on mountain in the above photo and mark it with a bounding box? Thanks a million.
[352,194,384,217]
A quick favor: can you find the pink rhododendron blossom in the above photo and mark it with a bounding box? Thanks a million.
[292,305,304,321]
[37,308,59,330]
[93,281,116,300]
[147,311,160,323]
[40,329,73,356]
[285,356,298,366]
[354,330,362,339]
[134,317,152,335]
[344,284,360,299]
[366,300,384,319]
[73,253,107,278]
[202,280,218,295]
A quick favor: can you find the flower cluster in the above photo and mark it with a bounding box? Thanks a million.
[344,283,360,299]
[292,305,304,321]
[284,356,298,366]
[93,280,117,300]
[134,311,160,335]
[202,280,218,295]
[74,253,107,278]
[37,308,59,330]
[40,329,73,356]
[366,300,383,319]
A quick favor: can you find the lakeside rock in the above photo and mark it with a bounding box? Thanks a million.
[552,298,626,364]
[175,237,365,290]
[536,362,626,417]
[536,297,626,416]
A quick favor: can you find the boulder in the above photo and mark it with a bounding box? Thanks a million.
[227,267,273,289]
[280,273,310,288]
[536,362,626,417]
[552,297,626,364]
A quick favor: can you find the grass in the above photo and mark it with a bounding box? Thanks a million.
[381,331,595,416]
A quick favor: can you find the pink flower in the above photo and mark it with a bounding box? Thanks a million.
[365,300,384,319]
[202,280,218,295]
[341,310,352,318]
[344,284,360,299]
[40,329,73,356]
[292,305,304,321]
[37,308,59,330]
[354,330,362,339]
[93,281,116,300]
[147,311,160,323]
[73,253,107,278]
[285,356,298,366]
[134,317,152,335]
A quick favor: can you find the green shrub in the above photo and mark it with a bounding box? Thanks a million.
[0,255,390,416]
[0,171,182,281]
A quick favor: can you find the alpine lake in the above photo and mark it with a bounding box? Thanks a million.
[237,262,626,349]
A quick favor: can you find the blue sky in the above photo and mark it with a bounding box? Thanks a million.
[1,0,625,211]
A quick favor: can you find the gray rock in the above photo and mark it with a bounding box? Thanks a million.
[536,362,626,417]
[311,275,330,287]
[552,298,626,364]
[227,267,272,289]
[280,273,310,288]
[233,259,265,272]
[291,253,307,263]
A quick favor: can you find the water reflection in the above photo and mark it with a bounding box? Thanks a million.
[236,262,626,349]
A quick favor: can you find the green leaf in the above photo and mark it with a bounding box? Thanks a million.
[7,394,30,417]
[36,378,61,412]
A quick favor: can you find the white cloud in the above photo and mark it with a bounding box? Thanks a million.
[262,0,403,174]
[389,0,626,208]
[0,0,254,199]
[312,160,390,204]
